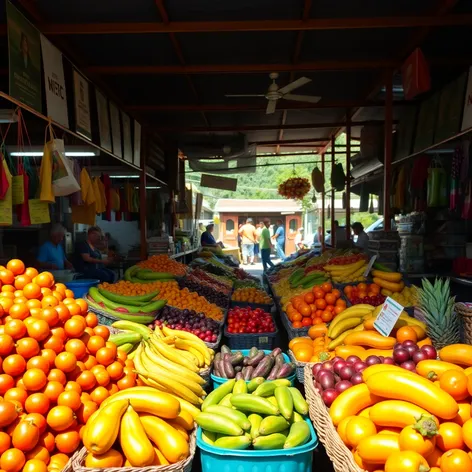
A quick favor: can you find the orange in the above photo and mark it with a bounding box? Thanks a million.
[16,338,40,359]
[325,293,336,306]
[95,347,115,367]
[42,381,64,403]
[26,356,50,374]
[24,394,49,416]
[40,308,59,328]
[2,355,26,377]
[55,430,80,454]
[313,289,324,299]
[440,450,472,472]
[334,306,344,315]
[14,276,31,291]
[292,321,302,328]
[4,320,26,340]
[7,260,25,277]
[9,304,29,321]
[298,303,311,317]
[0,447,26,472]
[332,289,341,299]
[26,319,50,342]
[34,273,54,289]
[335,299,347,308]
[76,299,88,315]
[25,300,41,310]
[321,282,333,293]
[304,292,315,304]
[41,296,58,309]
[76,370,96,391]
[437,422,464,451]
[22,368,47,391]
[47,369,66,385]
[301,317,312,327]
[55,305,70,324]
[1,285,15,293]
[57,391,81,411]
[0,270,15,285]
[396,326,418,343]
[64,317,86,338]
[90,386,109,405]
[24,268,39,280]
[293,345,313,362]
[315,299,327,310]
[54,352,77,373]
[440,371,469,401]
[46,406,75,432]
[85,313,98,328]
[321,310,333,322]
[22,284,41,300]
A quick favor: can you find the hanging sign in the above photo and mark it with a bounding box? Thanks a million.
[73,70,92,140]
[109,102,122,158]
[28,199,51,224]
[461,66,472,131]
[200,174,237,191]
[6,1,42,112]
[95,89,112,152]
[133,120,141,167]
[374,297,404,337]
[121,111,133,163]
[401,48,431,101]
[11,175,24,205]
[40,35,69,127]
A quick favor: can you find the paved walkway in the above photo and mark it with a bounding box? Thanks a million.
[241,256,282,279]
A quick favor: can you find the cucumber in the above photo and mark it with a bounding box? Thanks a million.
[124,265,139,281]
[135,270,175,280]
[108,332,142,346]
[89,287,144,313]
[98,288,159,306]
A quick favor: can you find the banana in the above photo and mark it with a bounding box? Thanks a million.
[137,367,203,405]
[142,343,205,385]
[327,323,364,350]
[284,422,311,449]
[213,436,251,450]
[174,338,211,366]
[161,325,209,350]
[175,344,205,367]
[170,347,200,366]
[117,342,135,354]
[147,335,199,372]
[328,307,374,335]
[205,406,251,431]
[328,317,362,339]
[111,320,153,340]
[109,332,142,347]
[259,416,289,435]
[139,350,206,397]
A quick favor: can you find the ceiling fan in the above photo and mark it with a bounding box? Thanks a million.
[225,72,321,114]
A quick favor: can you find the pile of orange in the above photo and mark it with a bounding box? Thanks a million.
[100,280,178,297]
[343,282,381,300]
[0,260,135,472]
[231,288,272,305]
[289,332,333,363]
[285,282,346,328]
[137,255,187,276]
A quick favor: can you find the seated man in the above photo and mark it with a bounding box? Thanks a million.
[37,224,73,271]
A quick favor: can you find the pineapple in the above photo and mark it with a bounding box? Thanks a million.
[418,278,460,349]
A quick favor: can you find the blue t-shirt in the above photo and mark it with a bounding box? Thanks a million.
[275,226,285,244]
[37,242,66,270]
[201,231,216,246]
[75,241,103,272]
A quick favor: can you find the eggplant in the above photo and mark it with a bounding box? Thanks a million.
[247,351,265,367]
[276,363,295,379]
[267,364,280,381]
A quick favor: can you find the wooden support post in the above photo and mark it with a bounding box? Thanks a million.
[140,133,148,260]
[384,73,393,231]
[321,152,325,250]
[346,109,351,239]
[331,136,336,247]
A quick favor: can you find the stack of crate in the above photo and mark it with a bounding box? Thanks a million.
[368,230,400,271]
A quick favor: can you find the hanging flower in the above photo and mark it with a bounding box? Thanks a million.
[278,177,311,200]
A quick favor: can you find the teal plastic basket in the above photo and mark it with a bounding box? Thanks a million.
[211,350,296,389]
[197,418,318,472]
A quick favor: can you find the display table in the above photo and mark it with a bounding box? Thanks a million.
[222,246,241,263]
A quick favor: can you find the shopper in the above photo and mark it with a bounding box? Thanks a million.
[37,223,74,271]
[254,221,264,262]
[75,226,116,283]
[271,219,286,260]
[260,218,275,272]
[352,222,370,251]
[294,227,305,250]
[313,226,323,245]
[239,218,257,265]
[200,223,223,248]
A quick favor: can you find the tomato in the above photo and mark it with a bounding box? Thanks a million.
[440,449,472,472]
[345,416,377,448]
[0,401,19,428]
[462,418,472,450]
[385,451,430,472]
[0,448,26,472]
[398,424,436,457]
[440,370,469,401]
[437,422,464,451]
[11,419,40,452]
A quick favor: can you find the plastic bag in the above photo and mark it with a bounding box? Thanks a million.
[48,139,80,197]
[311,167,324,193]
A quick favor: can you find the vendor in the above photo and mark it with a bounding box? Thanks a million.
[37,224,74,271]
[75,226,116,283]
[352,222,370,251]
[200,224,224,248]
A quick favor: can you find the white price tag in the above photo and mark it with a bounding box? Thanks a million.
[363,255,377,278]
[374,297,404,337]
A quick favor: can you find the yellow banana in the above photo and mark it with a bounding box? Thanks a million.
[161,392,201,419]
[174,344,205,367]
[329,317,362,339]
[136,368,203,405]
[162,325,208,349]
[148,336,200,366]
[175,338,211,365]
[148,335,199,372]
[139,350,206,397]
[142,343,205,385]
[328,323,364,350]
[83,399,129,454]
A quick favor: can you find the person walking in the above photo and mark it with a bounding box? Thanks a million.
[260,218,275,272]
[271,219,286,261]
[254,221,264,262]
[239,218,257,265]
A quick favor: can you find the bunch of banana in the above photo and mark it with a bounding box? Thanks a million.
[323,259,368,283]
[83,387,194,468]
[327,304,376,349]
[133,325,214,406]
[109,321,153,354]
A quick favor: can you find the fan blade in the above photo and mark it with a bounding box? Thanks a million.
[225,94,266,98]
[283,94,321,104]
[266,100,277,115]
[278,77,311,95]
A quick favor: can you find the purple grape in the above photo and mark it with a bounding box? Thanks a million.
[393,348,410,364]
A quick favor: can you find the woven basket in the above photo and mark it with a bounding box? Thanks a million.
[288,349,313,384]
[71,430,196,472]
[62,456,73,472]
[304,365,363,472]
[455,302,472,344]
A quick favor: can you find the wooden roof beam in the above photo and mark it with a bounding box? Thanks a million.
[154,119,396,133]
[83,57,470,75]
[37,15,472,35]
[126,100,411,112]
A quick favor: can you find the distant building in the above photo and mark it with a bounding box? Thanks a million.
[214,199,303,255]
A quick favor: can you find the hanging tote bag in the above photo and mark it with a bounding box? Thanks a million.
[0,157,13,226]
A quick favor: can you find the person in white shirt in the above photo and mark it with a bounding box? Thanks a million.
[352,222,369,251]
[294,228,304,250]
